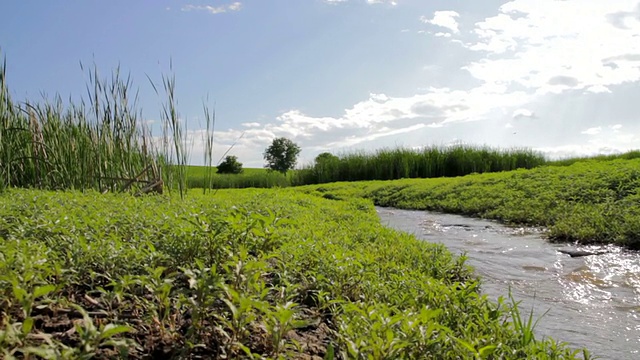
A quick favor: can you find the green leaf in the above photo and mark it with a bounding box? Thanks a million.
[33,284,56,299]
[22,317,34,335]
[323,343,335,360]
[478,345,497,358]
[99,324,132,341]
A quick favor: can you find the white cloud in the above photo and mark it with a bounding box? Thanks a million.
[367,0,398,5]
[421,11,460,33]
[228,2,242,11]
[462,0,640,95]
[186,1,640,166]
[581,126,602,135]
[538,129,640,159]
[586,85,612,94]
[181,2,242,14]
[512,108,535,119]
[325,0,397,4]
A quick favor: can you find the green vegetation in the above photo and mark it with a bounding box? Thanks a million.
[0,61,162,193]
[300,157,640,249]
[216,155,244,174]
[296,145,546,185]
[546,150,640,167]
[184,165,293,189]
[182,145,547,189]
[263,137,302,175]
[0,188,590,359]
[0,57,220,197]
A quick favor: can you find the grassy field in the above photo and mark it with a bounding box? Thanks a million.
[299,157,640,249]
[184,165,294,189]
[0,188,591,359]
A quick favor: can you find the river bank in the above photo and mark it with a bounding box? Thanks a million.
[377,207,639,360]
[300,158,640,249]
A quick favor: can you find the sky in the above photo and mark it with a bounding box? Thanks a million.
[1,0,640,167]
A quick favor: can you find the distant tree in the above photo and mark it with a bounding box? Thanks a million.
[217,155,244,174]
[313,152,340,182]
[314,152,339,165]
[263,137,301,175]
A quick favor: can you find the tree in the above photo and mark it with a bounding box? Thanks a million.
[263,137,301,175]
[217,155,244,174]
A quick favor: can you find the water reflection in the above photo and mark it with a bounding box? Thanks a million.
[377,207,640,360]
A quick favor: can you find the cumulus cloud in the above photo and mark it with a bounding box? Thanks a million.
[181,2,242,14]
[420,11,460,33]
[185,1,640,165]
[581,126,602,135]
[462,0,640,95]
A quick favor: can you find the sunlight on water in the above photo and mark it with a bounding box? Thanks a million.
[377,207,640,360]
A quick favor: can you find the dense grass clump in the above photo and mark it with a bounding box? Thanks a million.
[0,62,160,192]
[293,145,546,185]
[0,188,590,358]
[0,57,206,196]
[300,158,640,249]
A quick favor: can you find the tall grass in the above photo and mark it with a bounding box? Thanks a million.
[0,59,158,192]
[294,145,547,185]
[0,54,194,194]
[202,98,215,194]
[546,150,640,167]
[187,170,291,189]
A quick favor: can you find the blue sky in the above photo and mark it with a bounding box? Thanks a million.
[2,0,640,167]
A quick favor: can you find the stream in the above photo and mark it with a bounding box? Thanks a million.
[376,207,640,360]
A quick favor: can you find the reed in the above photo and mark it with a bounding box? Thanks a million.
[0,54,193,195]
[293,145,547,185]
[187,169,291,189]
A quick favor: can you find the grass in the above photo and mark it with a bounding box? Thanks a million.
[0,54,218,195]
[546,150,640,167]
[299,157,640,249]
[294,145,547,185]
[184,166,295,189]
[0,60,160,193]
[0,188,592,359]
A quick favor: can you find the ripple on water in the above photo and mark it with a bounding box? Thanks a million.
[377,207,640,360]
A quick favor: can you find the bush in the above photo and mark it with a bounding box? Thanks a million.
[217,155,244,174]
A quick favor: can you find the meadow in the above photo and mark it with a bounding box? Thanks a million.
[0,188,592,359]
[0,54,620,358]
[299,157,640,249]
[184,166,293,190]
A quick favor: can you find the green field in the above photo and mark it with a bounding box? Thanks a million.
[184,165,295,189]
[0,188,591,359]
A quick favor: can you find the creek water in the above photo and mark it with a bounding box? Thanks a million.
[376,207,640,360]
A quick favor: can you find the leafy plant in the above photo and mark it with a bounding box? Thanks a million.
[217,155,244,175]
